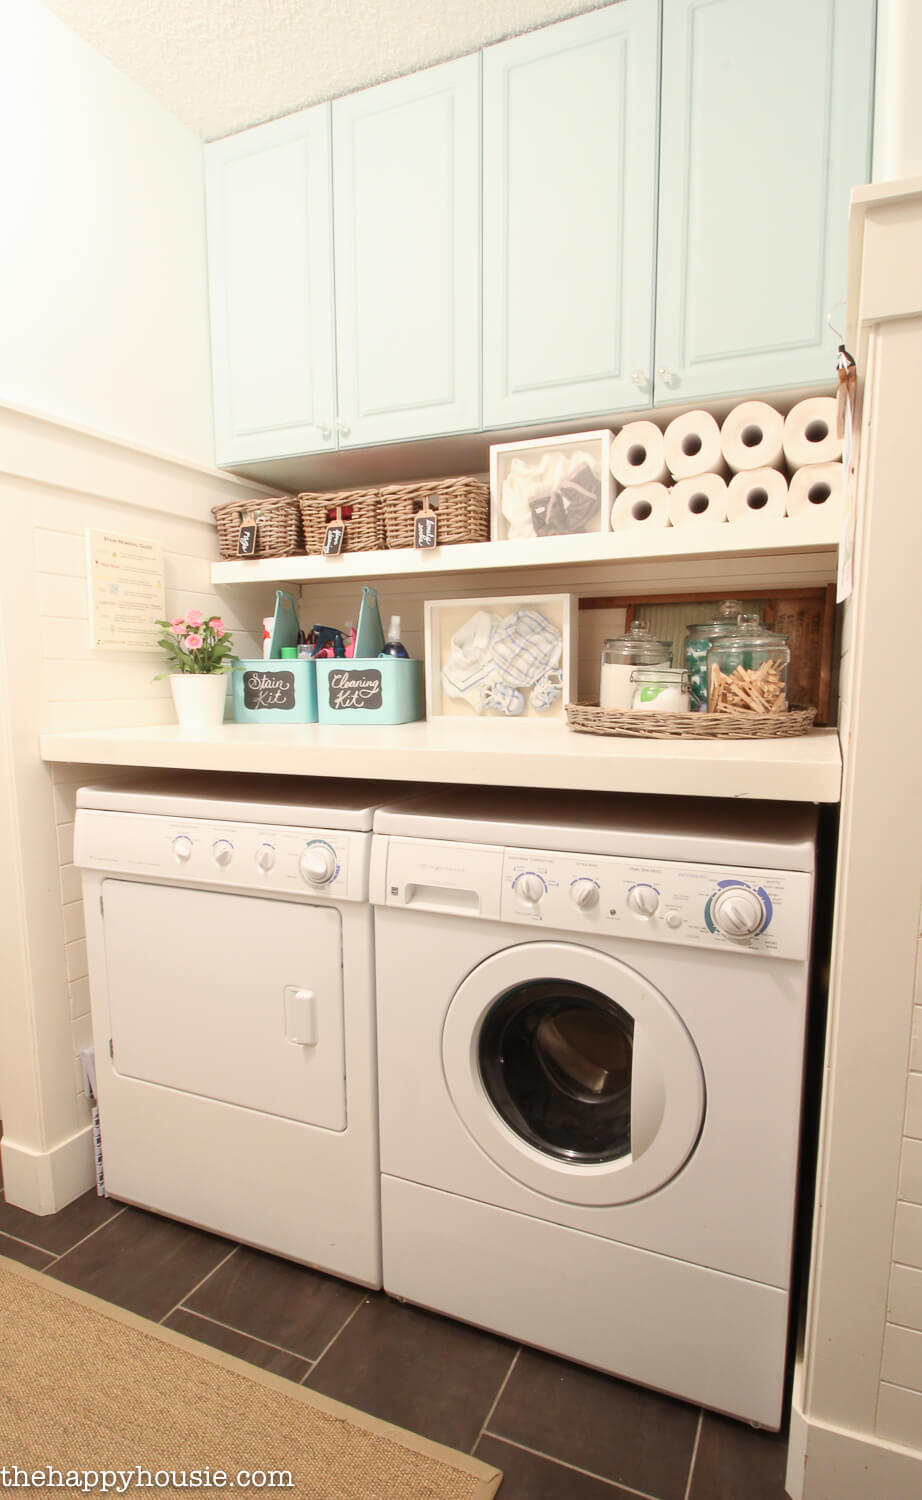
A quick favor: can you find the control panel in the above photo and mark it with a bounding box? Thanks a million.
[374,836,811,960]
[75,810,370,902]
[502,846,811,960]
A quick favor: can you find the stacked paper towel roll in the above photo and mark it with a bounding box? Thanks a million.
[664,410,725,480]
[720,401,785,472]
[605,393,843,535]
[610,482,670,531]
[669,473,728,526]
[786,461,843,521]
[609,421,668,488]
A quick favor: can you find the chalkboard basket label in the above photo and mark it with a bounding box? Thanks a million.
[327,668,383,712]
[236,522,259,557]
[414,504,438,550]
[243,669,296,711]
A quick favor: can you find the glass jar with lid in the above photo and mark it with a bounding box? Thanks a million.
[684,599,749,712]
[707,614,790,714]
[600,622,672,711]
[630,666,690,713]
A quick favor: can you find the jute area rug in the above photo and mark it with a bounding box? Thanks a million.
[0,1256,502,1498]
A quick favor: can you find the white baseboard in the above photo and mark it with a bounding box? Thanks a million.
[1,1126,95,1215]
[786,1403,922,1499]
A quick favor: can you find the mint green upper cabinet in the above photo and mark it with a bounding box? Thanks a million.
[482,4,659,428]
[654,0,875,405]
[332,56,481,448]
[205,108,337,464]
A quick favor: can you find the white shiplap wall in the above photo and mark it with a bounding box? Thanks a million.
[0,403,277,1174]
[878,949,922,1446]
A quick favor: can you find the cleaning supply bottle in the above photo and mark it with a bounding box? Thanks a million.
[378,616,409,659]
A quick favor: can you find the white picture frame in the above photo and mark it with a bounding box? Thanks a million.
[489,430,614,542]
[424,594,576,721]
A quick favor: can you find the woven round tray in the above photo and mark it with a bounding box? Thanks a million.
[211,495,302,559]
[380,477,491,549]
[298,489,385,554]
[566,703,818,740]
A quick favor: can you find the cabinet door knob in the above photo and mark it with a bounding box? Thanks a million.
[631,370,649,388]
[317,422,332,439]
[656,366,678,388]
[335,420,351,436]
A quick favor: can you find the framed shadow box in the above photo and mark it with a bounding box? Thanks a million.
[425,594,576,722]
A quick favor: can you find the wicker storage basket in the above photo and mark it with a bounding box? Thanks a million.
[380,477,491,549]
[211,495,302,560]
[566,702,817,740]
[298,489,385,555]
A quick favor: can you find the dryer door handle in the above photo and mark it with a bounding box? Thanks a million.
[284,986,318,1047]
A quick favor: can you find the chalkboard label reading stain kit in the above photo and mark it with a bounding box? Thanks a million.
[244,670,296,711]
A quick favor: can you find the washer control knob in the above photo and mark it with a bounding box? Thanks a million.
[255,843,276,872]
[711,885,766,939]
[299,842,337,885]
[627,883,659,917]
[664,910,682,929]
[570,878,600,910]
[212,839,234,867]
[172,834,193,862]
[517,873,546,905]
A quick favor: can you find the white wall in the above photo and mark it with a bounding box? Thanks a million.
[874,0,922,182]
[0,402,274,1212]
[0,0,215,466]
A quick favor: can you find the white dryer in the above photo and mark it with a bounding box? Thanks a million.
[76,772,407,1288]
[371,788,819,1427]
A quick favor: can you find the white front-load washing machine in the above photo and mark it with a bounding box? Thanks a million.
[76,772,408,1288]
[371,787,819,1427]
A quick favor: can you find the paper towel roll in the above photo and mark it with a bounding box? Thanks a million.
[609,421,668,487]
[720,402,785,472]
[726,467,789,523]
[786,461,843,521]
[664,410,725,480]
[783,397,842,468]
[668,472,729,526]
[610,483,671,530]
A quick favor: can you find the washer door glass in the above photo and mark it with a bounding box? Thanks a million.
[442,941,705,1207]
[479,979,634,1164]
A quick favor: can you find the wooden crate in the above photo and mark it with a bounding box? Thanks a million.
[580,586,837,725]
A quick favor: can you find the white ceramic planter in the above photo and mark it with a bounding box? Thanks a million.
[169,672,227,729]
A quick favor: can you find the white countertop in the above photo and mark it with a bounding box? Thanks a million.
[40,720,842,802]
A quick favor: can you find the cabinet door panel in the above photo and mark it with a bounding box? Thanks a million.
[655,0,875,404]
[206,108,336,464]
[483,4,659,428]
[333,57,480,447]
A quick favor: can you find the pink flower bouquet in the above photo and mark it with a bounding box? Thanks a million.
[155,611,234,676]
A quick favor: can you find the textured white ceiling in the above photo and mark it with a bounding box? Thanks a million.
[41,0,610,140]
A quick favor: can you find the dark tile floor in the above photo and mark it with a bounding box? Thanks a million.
[0,1161,791,1500]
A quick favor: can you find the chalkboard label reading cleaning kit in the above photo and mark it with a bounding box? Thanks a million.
[327,669,383,711]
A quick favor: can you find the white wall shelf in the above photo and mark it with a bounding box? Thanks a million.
[212,515,842,588]
[40,721,842,804]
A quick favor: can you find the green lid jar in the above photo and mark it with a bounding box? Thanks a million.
[684,600,748,711]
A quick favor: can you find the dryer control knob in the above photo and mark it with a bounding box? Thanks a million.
[517,873,546,905]
[300,843,337,885]
[172,834,193,862]
[627,883,659,917]
[711,885,765,939]
[255,844,276,871]
[570,879,600,910]
[212,839,234,867]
